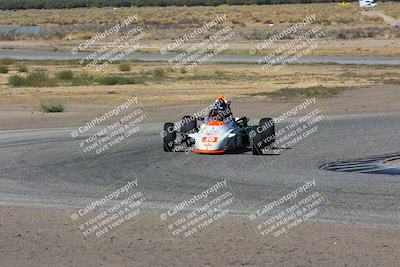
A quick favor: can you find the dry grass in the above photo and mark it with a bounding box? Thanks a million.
[0,2,396,42]
[248,86,348,99]
[0,60,399,107]
[64,31,96,41]
[377,2,400,20]
[0,3,385,27]
[0,3,399,56]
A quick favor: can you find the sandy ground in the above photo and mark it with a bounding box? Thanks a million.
[1,84,399,266]
[0,206,399,267]
[0,84,399,131]
[1,38,400,56]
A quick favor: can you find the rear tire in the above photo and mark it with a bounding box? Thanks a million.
[163,122,176,152]
[259,118,275,147]
[180,115,197,147]
[251,118,275,155]
[251,126,262,155]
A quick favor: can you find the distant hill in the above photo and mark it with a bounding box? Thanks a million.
[0,0,358,10]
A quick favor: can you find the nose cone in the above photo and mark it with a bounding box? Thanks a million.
[194,148,225,154]
[194,136,225,154]
[193,121,229,154]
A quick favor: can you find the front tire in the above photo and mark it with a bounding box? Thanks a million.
[251,118,275,155]
[259,118,275,147]
[163,122,176,152]
[180,115,197,134]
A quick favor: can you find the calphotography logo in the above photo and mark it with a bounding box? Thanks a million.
[160,14,236,72]
[161,102,220,165]
[249,178,332,248]
[71,97,148,165]
[161,14,227,54]
[71,14,146,71]
[159,176,242,248]
[249,97,333,164]
[69,173,148,247]
[77,15,138,52]
[249,14,325,72]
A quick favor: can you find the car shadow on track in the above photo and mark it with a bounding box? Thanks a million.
[172,146,291,156]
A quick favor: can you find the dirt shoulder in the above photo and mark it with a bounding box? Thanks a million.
[362,11,400,27]
[1,84,399,131]
[1,38,400,56]
[0,206,398,267]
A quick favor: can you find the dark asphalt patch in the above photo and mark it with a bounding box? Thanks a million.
[321,154,400,175]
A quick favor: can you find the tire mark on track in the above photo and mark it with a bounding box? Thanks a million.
[321,154,400,175]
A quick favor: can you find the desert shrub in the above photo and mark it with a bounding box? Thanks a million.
[99,75,142,85]
[8,75,25,86]
[335,27,386,40]
[0,65,8,73]
[215,70,224,76]
[40,102,64,113]
[165,66,175,73]
[16,65,28,72]
[152,68,165,78]
[70,73,95,86]
[57,70,74,80]
[231,19,245,27]
[119,62,131,72]
[8,72,57,87]
[26,72,57,87]
[99,76,120,85]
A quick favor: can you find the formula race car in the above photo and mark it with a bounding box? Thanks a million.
[162,96,275,155]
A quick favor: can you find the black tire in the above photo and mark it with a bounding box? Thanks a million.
[251,118,275,155]
[259,118,275,146]
[163,122,176,152]
[180,115,197,134]
[180,115,197,147]
[251,126,262,155]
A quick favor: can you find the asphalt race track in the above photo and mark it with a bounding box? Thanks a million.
[0,113,399,227]
[1,49,400,65]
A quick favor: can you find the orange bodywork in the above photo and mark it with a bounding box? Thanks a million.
[207,120,225,126]
[194,149,225,154]
[195,114,227,155]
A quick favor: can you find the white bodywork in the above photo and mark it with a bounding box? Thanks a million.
[359,0,377,8]
[188,122,240,154]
